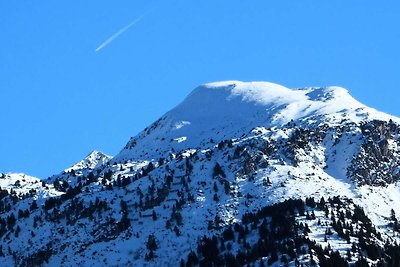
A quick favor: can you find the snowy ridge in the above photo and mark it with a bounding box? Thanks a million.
[116,81,397,162]
[2,81,400,266]
[0,173,62,202]
[65,150,112,172]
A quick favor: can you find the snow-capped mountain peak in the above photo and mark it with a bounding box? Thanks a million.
[116,81,396,162]
[65,150,112,172]
[3,80,400,266]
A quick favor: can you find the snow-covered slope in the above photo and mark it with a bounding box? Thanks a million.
[0,173,61,200]
[116,81,397,162]
[2,81,400,266]
[65,150,111,172]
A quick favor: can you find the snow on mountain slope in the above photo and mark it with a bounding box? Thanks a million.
[0,173,61,200]
[65,150,111,172]
[116,81,397,162]
[44,150,112,190]
[3,81,400,266]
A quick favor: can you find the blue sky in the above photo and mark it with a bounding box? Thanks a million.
[1,1,399,178]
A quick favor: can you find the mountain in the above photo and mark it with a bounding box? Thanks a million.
[1,81,400,266]
[115,81,396,163]
[65,150,112,173]
[0,173,61,201]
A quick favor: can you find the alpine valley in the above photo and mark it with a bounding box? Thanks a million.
[2,81,400,266]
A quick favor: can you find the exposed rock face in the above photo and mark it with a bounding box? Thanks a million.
[348,120,400,186]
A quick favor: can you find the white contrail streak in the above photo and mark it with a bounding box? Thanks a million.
[95,15,145,52]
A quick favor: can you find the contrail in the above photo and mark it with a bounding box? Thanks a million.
[95,14,145,52]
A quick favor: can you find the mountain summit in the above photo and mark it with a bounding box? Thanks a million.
[2,81,400,266]
[65,150,111,172]
[116,81,395,162]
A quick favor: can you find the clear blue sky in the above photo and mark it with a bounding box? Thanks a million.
[1,1,399,178]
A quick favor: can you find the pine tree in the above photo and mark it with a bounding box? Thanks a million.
[152,210,157,221]
[30,200,38,211]
[213,163,226,178]
[146,234,158,251]
[213,182,219,192]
